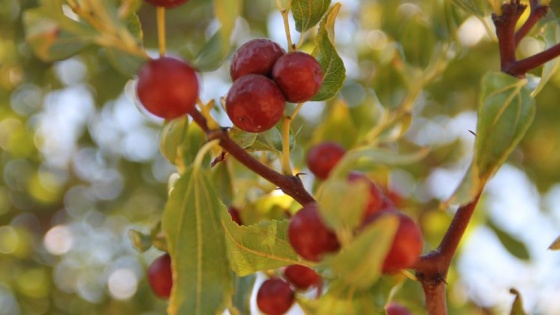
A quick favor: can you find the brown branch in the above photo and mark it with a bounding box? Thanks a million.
[507,42,560,77]
[188,108,315,206]
[413,193,482,315]
[493,1,527,74]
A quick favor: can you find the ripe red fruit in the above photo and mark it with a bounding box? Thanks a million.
[288,203,340,262]
[347,172,385,218]
[365,211,423,273]
[228,207,242,225]
[136,57,199,120]
[386,302,413,315]
[144,0,187,8]
[283,264,322,291]
[256,278,295,315]
[147,253,173,299]
[272,51,323,103]
[230,39,286,81]
[226,74,286,133]
[306,142,346,180]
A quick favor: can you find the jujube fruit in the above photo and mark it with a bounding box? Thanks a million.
[226,74,286,133]
[228,207,242,225]
[136,57,199,120]
[283,264,322,291]
[288,203,340,262]
[364,211,423,273]
[306,142,346,180]
[143,0,188,8]
[230,39,285,81]
[147,253,173,299]
[256,278,295,315]
[347,172,385,218]
[386,302,413,315]
[272,51,323,102]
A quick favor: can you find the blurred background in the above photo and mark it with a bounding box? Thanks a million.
[2,0,560,314]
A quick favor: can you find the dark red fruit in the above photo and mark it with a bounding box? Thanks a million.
[347,172,385,218]
[136,57,199,120]
[365,211,423,273]
[306,142,346,180]
[256,278,295,315]
[226,74,286,133]
[147,253,173,299]
[272,51,323,103]
[283,265,322,291]
[230,39,286,81]
[386,302,413,315]
[288,203,340,262]
[228,207,242,225]
[144,0,187,8]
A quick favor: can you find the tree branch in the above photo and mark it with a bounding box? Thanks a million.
[514,0,550,46]
[188,108,315,206]
[413,193,482,315]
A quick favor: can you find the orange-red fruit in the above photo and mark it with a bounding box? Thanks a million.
[144,0,187,8]
[288,203,340,262]
[272,51,323,102]
[230,39,286,81]
[256,278,295,315]
[347,172,385,218]
[306,142,346,180]
[226,74,286,133]
[366,211,423,273]
[136,57,199,120]
[147,253,173,299]
[386,302,413,315]
[283,265,322,291]
[228,207,242,225]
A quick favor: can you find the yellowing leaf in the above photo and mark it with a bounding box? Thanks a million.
[162,168,233,315]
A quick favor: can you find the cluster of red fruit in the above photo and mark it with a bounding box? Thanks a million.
[256,264,322,315]
[289,142,424,274]
[226,39,323,133]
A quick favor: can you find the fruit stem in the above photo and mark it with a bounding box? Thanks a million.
[279,1,295,51]
[280,103,304,175]
[197,98,220,130]
[157,7,167,57]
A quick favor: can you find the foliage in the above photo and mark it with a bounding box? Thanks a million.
[1,0,560,314]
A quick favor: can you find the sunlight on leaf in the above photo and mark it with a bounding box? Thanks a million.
[315,179,369,231]
[292,0,332,33]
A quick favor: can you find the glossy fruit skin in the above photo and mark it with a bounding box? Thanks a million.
[272,51,323,103]
[288,203,340,262]
[283,264,321,291]
[386,302,413,315]
[365,211,423,273]
[347,172,385,218]
[306,142,346,180]
[136,57,199,120]
[226,74,286,133]
[147,253,173,299]
[228,207,242,225]
[230,39,286,81]
[144,0,187,8]
[256,278,295,315]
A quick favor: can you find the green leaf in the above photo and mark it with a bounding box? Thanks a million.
[443,162,481,207]
[292,0,332,33]
[251,126,295,153]
[315,179,369,231]
[451,0,491,17]
[323,215,399,289]
[487,219,530,260]
[162,168,233,315]
[532,12,560,97]
[229,127,258,149]
[23,5,94,61]
[211,162,233,206]
[329,147,430,179]
[311,3,346,101]
[105,47,146,78]
[160,118,209,172]
[221,213,300,276]
[310,281,384,314]
[509,288,527,315]
[231,274,256,315]
[475,72,535,181]
[128,229,152,252]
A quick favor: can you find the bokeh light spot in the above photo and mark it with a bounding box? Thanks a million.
[44,225,73,255]
[107,268,138,300]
